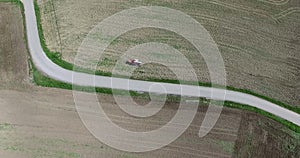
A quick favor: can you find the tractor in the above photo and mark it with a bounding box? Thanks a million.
[126,59,142,67]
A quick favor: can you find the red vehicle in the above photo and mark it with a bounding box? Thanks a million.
[126,59,142,67]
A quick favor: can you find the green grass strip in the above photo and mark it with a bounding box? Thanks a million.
[0,0,21,4]
[222,101,300,133]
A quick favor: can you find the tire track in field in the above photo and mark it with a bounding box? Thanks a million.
[44,0,294,56]
[201,0,272,19]
[48,0,280,44]
[102,113,240,137]
[39,0,62,53]
[107,135,232,158]
[195,14,292,43]
[110,112,241,135]
[48,0,63,55]
[273,7,300,20]
[172,0,299,44]
[218,41,300,67]
[259,0,290,5]
[218,41,299,89]
[185,1,298,44]
[157,145,233,158]
[79,99,241,137]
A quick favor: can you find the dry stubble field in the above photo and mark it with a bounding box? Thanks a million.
[38,0,300,107]
[0,2,299,157]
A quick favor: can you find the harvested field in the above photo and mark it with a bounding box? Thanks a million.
[0,89,240,158]
[0,3,29,90]
[38,0,300,107]
[1,88,299,158]
[0,2,299,158]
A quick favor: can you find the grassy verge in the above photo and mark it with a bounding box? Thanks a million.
[6,0,298,132]
[221,101,300,133]
[0,0,21,5]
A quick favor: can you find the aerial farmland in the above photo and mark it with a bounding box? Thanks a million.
[0,0,299,157]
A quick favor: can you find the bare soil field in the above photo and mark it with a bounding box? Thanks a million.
[38,0,300,107]
[0,3,29,90]
[0,2,299,158]
[234,111,300,158]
